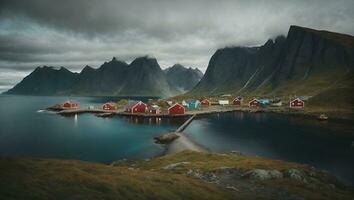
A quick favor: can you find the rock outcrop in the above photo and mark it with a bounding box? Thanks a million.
[154,133,180,144]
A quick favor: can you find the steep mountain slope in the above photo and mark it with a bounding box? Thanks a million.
[6,57,180,97]
[6,66,79,95]
[191,25,354,98]
[164,64,203,92]
[122,57,178,96]
[72,57,129,95]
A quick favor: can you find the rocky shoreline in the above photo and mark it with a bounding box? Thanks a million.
[110,150,354,200]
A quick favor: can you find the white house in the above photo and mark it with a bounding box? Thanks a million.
[218,100,229,106]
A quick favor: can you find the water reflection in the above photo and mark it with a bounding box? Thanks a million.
[254,113,261,123]
[74,114,78,127]
[167,118,186,126]
[125,116,186,126]
[233,112,244,121]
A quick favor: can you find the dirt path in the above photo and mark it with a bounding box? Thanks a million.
[165,133,208,154]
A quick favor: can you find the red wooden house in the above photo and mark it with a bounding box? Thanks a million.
[248,98,259,108]
[168,103,185,115]
[102,102,116,110]
[232,98,241,106]
[125,101,147,113]
[290,98,304,108]
[63,101,79,109]
[201,99,211,106]
[148,105,161,114]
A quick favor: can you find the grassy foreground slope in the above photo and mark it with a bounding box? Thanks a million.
[0,157,233,200]
[1,151,353,200]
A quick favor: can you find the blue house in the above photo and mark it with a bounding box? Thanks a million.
[258,99,270,106]
[185,100,201,109]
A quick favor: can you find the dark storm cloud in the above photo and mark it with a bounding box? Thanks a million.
[1,0,352,40]
[0,0,354,90]
[0,0,217,39]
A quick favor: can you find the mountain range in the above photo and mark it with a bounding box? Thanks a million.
[191,25,354,103]
[5,25,354,103]
[164,64,203,92]
[5,57,203,97]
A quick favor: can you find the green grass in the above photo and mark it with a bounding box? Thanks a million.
[122,150,310,172]
[1,151,353,200]
[0,157,233,200]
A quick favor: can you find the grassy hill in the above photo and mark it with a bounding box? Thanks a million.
[1,151,353,200]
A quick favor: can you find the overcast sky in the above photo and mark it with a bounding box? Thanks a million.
[0,0,353,91]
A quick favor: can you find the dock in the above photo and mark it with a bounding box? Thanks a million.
[55,106,242,118]
[116,112,193,118]
[58,109,116,115]
[176,114,196,132]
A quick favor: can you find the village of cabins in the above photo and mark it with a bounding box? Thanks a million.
[59,96,305,116]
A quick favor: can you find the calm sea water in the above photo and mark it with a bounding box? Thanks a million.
[185,112,354,186]
[0,95,353,185]
[0,95,185,163]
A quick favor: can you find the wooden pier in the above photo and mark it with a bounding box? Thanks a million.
[58,109,115,115]
[55,106,242,118]
[176,114,196,133]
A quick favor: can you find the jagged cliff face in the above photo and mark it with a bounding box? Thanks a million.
[191,26,354,97]
[164,64,203,92]
[122,57,178,96]
[6,57,180,97]
[73,58,129,94]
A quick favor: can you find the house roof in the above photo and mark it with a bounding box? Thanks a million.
[258,99,270,103]
[186,100,200,104]
[168,103,185,111]
[104,102,116,105]
[249,98,258,101]
[126,101,145,109]
[64,101,78,104]
[218,100,229,102]
[148,105,160,110]
[291,98,304,102]
[233,98,241,101]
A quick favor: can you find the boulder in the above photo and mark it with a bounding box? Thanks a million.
[154,133,179,144]
[161,162,190,170]
[110,158,127,166]
[186,169,219,184]
[242,169,283,180]
[216,166,239,174]
[284,169,308,183]
[230,150,242,155]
